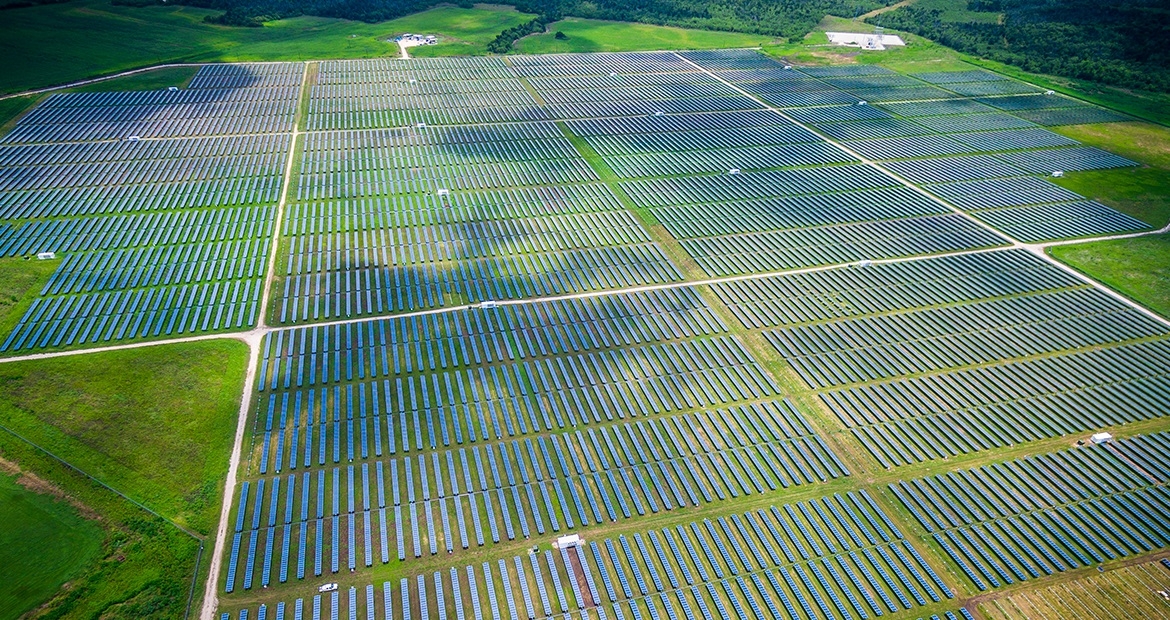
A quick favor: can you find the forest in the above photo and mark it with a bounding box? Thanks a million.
[873,0,1170,92]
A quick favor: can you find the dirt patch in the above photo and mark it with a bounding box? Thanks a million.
[859,0,915,20]
[779,49,860,66]
[0,455,102,521]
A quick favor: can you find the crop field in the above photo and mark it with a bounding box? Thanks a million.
[2,45,1169,620]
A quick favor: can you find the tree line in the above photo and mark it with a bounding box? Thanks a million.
[872,0,1170,92]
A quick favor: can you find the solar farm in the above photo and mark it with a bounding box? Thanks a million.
[1,46,1168,620]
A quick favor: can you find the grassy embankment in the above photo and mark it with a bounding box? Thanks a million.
[0,341,249,618]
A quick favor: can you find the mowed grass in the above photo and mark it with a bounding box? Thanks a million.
[513,18,775,54]
[1051,166,1170,228]
[978,559,1170,619]
[0,471,104,620]
[402,4,536,57]
[1049,234,1170,319]
[0,257,61,339]
[0,96,39,132]
[0,339,249,532]
[0,1,533,94]
[66,65,200,93]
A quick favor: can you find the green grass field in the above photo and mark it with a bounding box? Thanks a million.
[0,1,534,94]
[0,340,248,532]
[512,18,775,54]
[1045,122,1170,228]
[1051,166,1170,228]
[1049,234,1170,319]
[0,340,249,618]
[0,433,205,620]
[402,4,536,57]
[0,96,38,131]
[0,257,61,339]
[0,470,104,620]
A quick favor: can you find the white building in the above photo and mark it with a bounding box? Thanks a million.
[555,534,582,548]
[826,32,906,50]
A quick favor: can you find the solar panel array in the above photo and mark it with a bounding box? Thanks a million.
[1,50,1164,620]
[533,53,1007,277]
[892,432,1170,591]
[710,247,1170,466]
[224,490,962,620]
[278,57,693,324]
[674,50,1145,244]
[0,63,301,351]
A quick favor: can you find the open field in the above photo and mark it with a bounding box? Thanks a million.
[0,340,249,617]
[513,18,775,54]
[0,339,248,618]
[0,1,534,94]
[0,468,104,620]
[978,558,1170,619]
[0,341,249,531]
[0,433,206,619]
[0,256,59,336]
[1049,234,1170,319]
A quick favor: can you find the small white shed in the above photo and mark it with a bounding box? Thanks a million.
[555,534,582,548]
[1090,432,1113,445]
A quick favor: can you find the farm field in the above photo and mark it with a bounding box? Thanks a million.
[1,45,1169,620]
